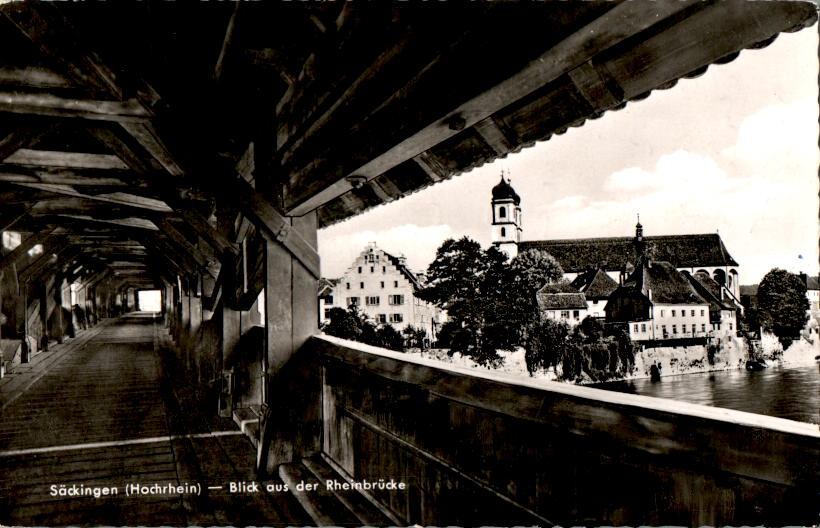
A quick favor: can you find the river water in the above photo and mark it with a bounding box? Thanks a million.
[594,363,820,424]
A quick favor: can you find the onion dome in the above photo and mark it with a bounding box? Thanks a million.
[491,175,521,205]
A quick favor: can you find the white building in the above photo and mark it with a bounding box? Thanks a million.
[536,282,587,326]
[319,243,441,342]
[605,261,712,342]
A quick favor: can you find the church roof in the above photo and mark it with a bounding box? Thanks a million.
[491,177,521,205]
[536,282,587,310]
[570,268,618,299]
[519,234,738,273]
[619,261,706,305]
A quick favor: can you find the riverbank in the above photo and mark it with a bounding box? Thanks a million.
[406,334,819,384]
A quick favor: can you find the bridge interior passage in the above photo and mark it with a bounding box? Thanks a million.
[0,1,817,526]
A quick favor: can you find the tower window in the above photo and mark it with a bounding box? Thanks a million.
[501,227,506,237]
[499,206,506,218]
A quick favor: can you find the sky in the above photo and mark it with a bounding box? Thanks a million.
[318,25,819,286]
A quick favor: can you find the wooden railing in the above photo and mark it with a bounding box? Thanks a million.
[307,335,819,527]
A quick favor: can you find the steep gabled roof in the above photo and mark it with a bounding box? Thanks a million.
[570,268,618,299]
[382,250,423,292]
[624,261,706,305]
[536,282,587,310]
[682,271,736,312]
[519,234,738,273]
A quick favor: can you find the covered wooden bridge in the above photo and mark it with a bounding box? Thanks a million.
[0,1,818,526]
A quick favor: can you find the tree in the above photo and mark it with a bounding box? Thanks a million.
[418,237,501,362]
[419,237,563,366]
[758,268,810,349]
[322,306,363,340]
[402,326,428,350]
[376,325,405,351]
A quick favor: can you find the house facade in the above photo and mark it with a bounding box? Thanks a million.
[536,282,588,325]
[319,243,440,341]
[605,261,712,342]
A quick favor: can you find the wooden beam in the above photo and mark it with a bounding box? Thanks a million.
[19,239,73,284]
[0,66,72,90]
[85,125,157,175]
[567,60,622,112]
[171,210,240,256]
[0,206,30,232]
[43,214,158,231]
[0,165,131,187]
[18,183,172,212]
[0,125,55,161]
[146,236,199,277]
[118,122,184,177]
[158,219,217,277]
[1,1,124,98]
[282,1,695,215]
[0,91,151,122]
[234,179,320,279]
[0,227,56,272]
[5,149,129,170]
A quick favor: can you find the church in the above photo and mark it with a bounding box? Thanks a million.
[490,175,743,306]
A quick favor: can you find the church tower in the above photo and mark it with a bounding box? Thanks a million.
[490,172,522,259]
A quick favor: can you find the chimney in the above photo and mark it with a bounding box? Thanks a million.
[799,272,808,287]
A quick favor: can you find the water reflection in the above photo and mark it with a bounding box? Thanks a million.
[594,364,820,424]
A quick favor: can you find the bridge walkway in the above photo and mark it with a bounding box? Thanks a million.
[0,313,310,527]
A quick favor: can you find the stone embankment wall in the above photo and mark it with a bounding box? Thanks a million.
[632,336,747,379]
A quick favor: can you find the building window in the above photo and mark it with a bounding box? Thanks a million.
[358,266,362,273]
[729,322,732,330]
[499,206,506,218]
[360,282,364,289]
[690,310,695,317]
[2,231,20,250]
[641,323,646,332]
[323,295,334,305]
[389,294,404,305]
[560,311,569,319]
[671,310,676,317]
[346,297,360,306]
[501,227,506,237]
[382,266,386,273]
[393,280,398,288]
[27,244,43,257]
[573,310,579,319]
[389,313,403,323]
[370,266,374,273]
[672,325,677,334]
[700,309,705,316]
[702,324,706,332]
[661,325,667,336]
[324,309,332,319]
[633,324,639,332]
[660,310,665,317]
[377,314,387,324]
[691,324,696,333]
[380,281,385,288]
[366,296,380,306]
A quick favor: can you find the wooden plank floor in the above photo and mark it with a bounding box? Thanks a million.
[0,313,308,527]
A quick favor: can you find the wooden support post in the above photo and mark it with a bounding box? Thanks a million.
[20,283,29,363]
[257,211,320,474]
[38,280,48,352]
[219,303,241,418]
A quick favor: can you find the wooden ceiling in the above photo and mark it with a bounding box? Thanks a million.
[0,0,816,287]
